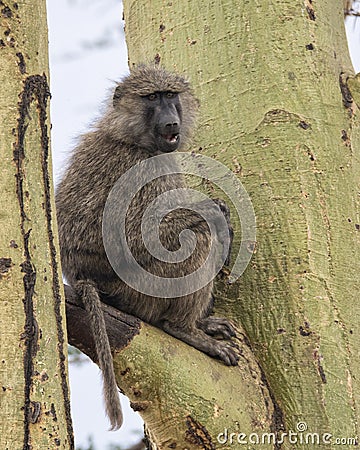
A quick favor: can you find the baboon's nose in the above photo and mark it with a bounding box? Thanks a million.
[163,122,180,134]
[165,121,178,128]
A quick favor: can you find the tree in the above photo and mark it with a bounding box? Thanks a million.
[3,0,358,448]
[72,0,360,447]
[0,1,73,448]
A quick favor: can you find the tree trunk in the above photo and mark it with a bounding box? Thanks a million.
[110,0,360,447]
[0,1,73,449]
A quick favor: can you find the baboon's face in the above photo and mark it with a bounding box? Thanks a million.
[143,91,182,153]
[113,83,188,153]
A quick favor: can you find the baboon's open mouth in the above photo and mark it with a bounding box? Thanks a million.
[161,133,180,144]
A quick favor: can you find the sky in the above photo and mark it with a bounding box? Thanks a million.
[46,1,360,449]
[346,15,360,70]
[46,2,142,449]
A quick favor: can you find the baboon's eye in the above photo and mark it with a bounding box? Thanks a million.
[165,92,177,98]
[147,93,157,101]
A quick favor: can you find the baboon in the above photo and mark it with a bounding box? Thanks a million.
[56,65,239,430]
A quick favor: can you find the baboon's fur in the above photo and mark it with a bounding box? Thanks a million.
[56,65,238,430]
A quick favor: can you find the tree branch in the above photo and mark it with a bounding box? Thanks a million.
[64,284,141,363]
[64,285,280,448]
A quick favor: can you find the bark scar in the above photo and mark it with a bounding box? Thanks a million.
[339,72,353,111]
[14,74,73,448]
[0,257,12,278]
[185,415,215,449]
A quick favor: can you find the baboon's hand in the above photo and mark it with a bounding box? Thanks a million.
[162,320,240,366]
[197,316,237,339]
[211,198,233,265]
[191,198,233,266]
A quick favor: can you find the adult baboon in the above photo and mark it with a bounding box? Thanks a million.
[56,65,238,430]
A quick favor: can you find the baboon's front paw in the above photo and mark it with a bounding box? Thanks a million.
[198,316,237,339]
[212,198,233,265]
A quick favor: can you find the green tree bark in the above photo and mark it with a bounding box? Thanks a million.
[0,1,73,448]
[113,0,360,448]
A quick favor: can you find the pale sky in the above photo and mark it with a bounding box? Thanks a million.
[46,3,141,449]
[46,2,360,449]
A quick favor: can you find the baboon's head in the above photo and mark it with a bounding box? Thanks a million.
[107,65,199,153]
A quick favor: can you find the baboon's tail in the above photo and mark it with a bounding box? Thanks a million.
[75,280,123,430]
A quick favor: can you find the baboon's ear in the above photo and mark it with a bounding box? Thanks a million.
[113,85,122,107]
